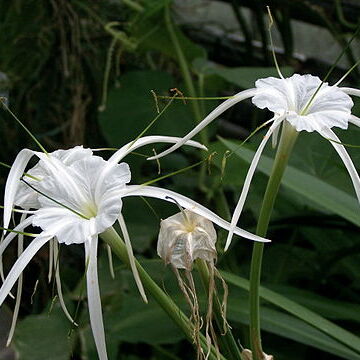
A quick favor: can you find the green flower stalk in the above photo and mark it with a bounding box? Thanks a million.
[249,121,298,359]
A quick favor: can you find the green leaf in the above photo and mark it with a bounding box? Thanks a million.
[13,305,75,360]
[105,295,184,345]
[99,70,195,147]
[270,285,360,323]
[222,271,360,357]
[219,137,360,226]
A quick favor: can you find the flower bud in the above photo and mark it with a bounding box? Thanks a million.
[157,210,217,270]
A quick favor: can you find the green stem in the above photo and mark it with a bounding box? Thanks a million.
[249,122,298,360]
[196,259,242,360]
[100,227,227,360]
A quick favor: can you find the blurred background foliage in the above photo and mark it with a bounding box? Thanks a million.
[0,0,360,359]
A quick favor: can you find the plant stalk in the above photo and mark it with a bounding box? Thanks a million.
[100,227,227,360]
[249,122,298,360]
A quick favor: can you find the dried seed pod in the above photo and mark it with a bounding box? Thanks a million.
[157,209,217,271]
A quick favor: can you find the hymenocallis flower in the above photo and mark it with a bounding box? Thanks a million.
[148,73,360,249]
[0,136,269,360]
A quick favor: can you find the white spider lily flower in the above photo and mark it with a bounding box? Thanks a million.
[1,155,130,360]
[157,209,217,270]
[148,74,360,250]
[0,136,268,360]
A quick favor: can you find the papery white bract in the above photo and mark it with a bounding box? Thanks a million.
[148,73,360,250]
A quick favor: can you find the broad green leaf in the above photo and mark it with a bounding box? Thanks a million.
[219,137,360,226]
[99,70,195,146]
[13,305,75,360]
[105,295,184,345]
[283,130,360,196]
[221,271,360,356]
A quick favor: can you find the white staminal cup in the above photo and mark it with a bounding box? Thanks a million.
[157,210,217,271]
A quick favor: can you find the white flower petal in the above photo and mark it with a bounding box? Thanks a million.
[118,214,147,303]
[39,156,90,207]
[14,146,93,210]
[318,128,360,204]
[349,115,360,128]
[0,234,51,307]
[3,149,47,233]
[0,216,34,261]
[148,89,257,160]
[253,76,295,113]
[225,117,283,251]
[48,239,54,283]
[54,241,77,325]
[50,146,93,164]
[120,185,270,243]
[63,156,129,224]
[85,237,108,360]
[108,136,207,165]
[341,87,360,97]
[32,208,87,245]
[6,213,26,346]
[0,216,34,289]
